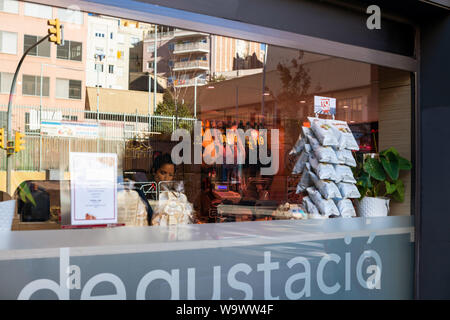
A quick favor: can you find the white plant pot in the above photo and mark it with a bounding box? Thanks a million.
[355,197,390,217]
[0,200,16,231]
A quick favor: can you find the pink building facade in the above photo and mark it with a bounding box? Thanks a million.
[0,1,87,110]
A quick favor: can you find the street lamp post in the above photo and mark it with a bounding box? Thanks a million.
[6,34,50,195]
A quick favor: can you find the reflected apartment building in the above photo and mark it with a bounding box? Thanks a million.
[85,14,153,90]
[0,1,87,113]
[142,26,266,89]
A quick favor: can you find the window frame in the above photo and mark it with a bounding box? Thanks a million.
[56,40,83,62]
[23,34,51,58]
[55,78,82,100]
[21,74,50,97]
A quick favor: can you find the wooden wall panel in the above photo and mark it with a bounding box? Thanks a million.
[378,67,412,216]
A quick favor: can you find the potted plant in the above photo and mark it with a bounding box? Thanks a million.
[353,147,412,217]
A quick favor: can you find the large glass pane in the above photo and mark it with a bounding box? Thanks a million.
[0,1,415,301]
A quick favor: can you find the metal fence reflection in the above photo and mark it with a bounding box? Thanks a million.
[0,105,196,171]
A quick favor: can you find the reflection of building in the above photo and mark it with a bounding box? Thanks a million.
[180,50,375,127]
[0,1,87,109]
[86,15,152,90]
[142,28,264,88]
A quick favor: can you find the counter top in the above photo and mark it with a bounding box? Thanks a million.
[0,216,414,260]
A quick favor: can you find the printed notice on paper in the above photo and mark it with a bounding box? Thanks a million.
[69,152,117,225]
[314,96,336,115]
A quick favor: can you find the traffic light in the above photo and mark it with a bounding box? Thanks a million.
[14,132,25,153]
[0,128,4,149]
[47,19,61,45]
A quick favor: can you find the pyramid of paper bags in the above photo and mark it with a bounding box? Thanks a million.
[289,117,361,218]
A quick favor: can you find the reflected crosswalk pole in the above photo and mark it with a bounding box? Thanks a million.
[6,34,51,195]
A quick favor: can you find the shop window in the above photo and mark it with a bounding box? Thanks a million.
[7,12,413,240]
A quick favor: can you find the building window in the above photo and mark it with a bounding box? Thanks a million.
[95,32,105,38]
[168,43,175,51]
[0,0,18,14]
[110,32,114,40]
[108,65,114,74]
[95,64,104,72]
[0,72,13,93]
[57,40,82,61]
[23,2,52,19]
[22,75,49,97]
[117,34,125,43]
[24,35,51,57]
[147,61,154,69]
[56,78,82,99]
[57,8,84,25]
[130,37,140,45]
[0,30,17,54]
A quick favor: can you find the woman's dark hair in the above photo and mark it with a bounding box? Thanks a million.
[151,153,174,173]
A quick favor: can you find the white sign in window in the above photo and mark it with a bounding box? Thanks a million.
[69,152,118,226]
[314,95,337,115]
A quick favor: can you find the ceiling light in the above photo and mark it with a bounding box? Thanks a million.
[343,105,349,109]
[207,85,215,89]
[299,100,306,103]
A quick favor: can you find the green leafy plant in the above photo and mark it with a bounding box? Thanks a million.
[354,147,412,202]
[17,182,36,207]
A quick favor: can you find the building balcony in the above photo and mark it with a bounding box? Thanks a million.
[173,42,209,54]
[172,29,209,39]
[172,60,209,71]
[145,31,175,41]
[172,77,208,87]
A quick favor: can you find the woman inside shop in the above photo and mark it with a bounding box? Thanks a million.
[147,153,196,226]
[150,153,175,185]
